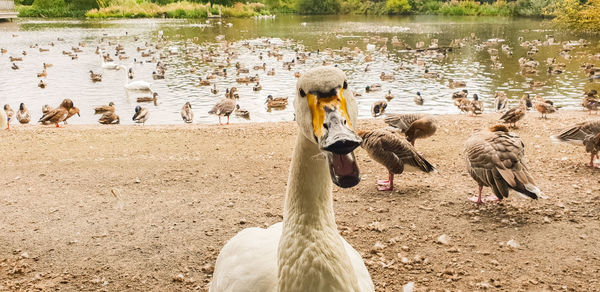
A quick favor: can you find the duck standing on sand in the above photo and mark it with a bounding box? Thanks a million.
[39,99,73,128]
[534,95,557,119]
[551,120,600,168]
[371,100,387,117]
[3,104,14,130]
[464,125,541,204]
[181,102,194,123]
[384,113,437,146]
[358,128,436,191]
[500,100,527,128]
[209,97,236,125]
[132,106,149,125]
[16,103,30,124]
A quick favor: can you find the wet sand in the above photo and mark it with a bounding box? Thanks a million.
[1,110,599,291]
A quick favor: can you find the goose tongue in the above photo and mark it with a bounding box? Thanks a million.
[327,152,360,188]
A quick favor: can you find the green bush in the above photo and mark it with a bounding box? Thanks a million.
[296,0,341,14]
[386,0,412,14]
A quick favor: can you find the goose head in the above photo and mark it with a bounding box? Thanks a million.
[295,66,361,188]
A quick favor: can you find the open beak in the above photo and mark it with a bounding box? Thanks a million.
[307,89,361,188]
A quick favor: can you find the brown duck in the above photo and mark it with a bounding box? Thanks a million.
[499,100,527,128]
[551,120,600,168]
[39,99,73,127]
[464,125,540,204]
[384,113,437,146]
[358,128,435,191]
[534,95,557,119]
[94,102,115,114]
[98,111,120,124]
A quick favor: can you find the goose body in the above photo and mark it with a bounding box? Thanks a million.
[16,103,30,124]
[211,66,373,292]
[358,128,435,191]
[464,125,540,203]
[551,120,600,167]
[132,106,149,125]
[181,102,194,123]
[118,65,151,91]
[384,113,437,146]
[209,98,236,125]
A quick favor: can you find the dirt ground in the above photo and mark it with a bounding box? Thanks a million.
[1,110,599,291]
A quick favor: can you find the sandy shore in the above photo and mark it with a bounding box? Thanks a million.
[1,110,599,291]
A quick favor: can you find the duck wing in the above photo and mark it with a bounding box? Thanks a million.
[39,108,67,124]
[464,130,540,200]
[384,113,426,131]
[362,129,435,174]
[551,120,600,145]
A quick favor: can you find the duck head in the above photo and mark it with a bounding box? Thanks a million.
[295,66,361,188]
[133,105,141,120]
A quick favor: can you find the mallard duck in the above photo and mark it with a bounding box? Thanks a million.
[492,91,507,111]
[211,84,219,94]
[209,98,236,125]
[16,103,30,124]
[583,97,600,114]
[464,125,540,204]
[71,54,78,60]
[9,56,22,62]
[413,92,424,105]
[94,102,115,114]
[63,107,80,125]
[98,111,120,124]
[43,63,53,69]
[529,80,545,88]
[500,100,527,128]
[3,104,14,130]
[471,94,483,115]
[236,76,250,84]
[384,90,394,101]
[39,99,73,127]
[448,79,466,88]
[384,113,437,146]
[181,102,194,123]
[380,72,395,81]
[452,89,468,99]
[266,95,288,109]
[454,97,474,114]
[423,69,439,79]
[89,70,102,82]
[37,69,47,78]
[153,71,165,80]
[253,63,266,70]
[551,120,600,168]
[226,87,240,100]
[38,80,47,88]
[358,128,435,191]
[137,92,158,104]
[249,74,260,82]
[365,84,381,92]
[371,100,387,117]
[548,66,563,75]
[521,93,533,110]
[534,95,557,119]
[132,106,149,125]
[235,104,250,119]
[198,77,211,86]
[253,82,262,91]
[11,63,19,70]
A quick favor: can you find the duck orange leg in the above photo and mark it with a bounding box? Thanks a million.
[377,171,394,191]
[226,115,230,125]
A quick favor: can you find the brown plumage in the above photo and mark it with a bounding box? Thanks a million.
[39,99,72,127]
[582,97,599,114]
[99,111,120,124]
[534,96,557,119]
[63,107,80,124]
[209,98,236,125]
[94,102,115,114]
[384,113,437,146]
[371,100,387,117]
[499,101,527,128]
[358,128,435,191]
[464,125,540,203]
[551,120,600,167]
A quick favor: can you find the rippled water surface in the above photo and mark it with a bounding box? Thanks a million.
[1,16,599,125]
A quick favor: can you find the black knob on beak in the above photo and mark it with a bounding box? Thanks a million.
[319,108,361,154]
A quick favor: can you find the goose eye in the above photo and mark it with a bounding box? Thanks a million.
[299,88,306,97]
[343,119,347,125]
[343,81,348,89]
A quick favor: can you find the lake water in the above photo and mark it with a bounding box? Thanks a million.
[0,15,599,125]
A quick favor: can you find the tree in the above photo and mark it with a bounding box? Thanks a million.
[386,0,412,14]
[295,0,341,14]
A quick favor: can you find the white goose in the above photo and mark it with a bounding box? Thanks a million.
[117,65,152,92]
[210,67,374,292]
[99,49,121,70]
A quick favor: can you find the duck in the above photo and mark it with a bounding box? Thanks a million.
[551,120,600,168]
[208,97,236,125]
[152,71,165,80]
[414,91,424,105]
[42,104,52,115]
[199,77,211,86]
[253,63,266,70]
[98,111,120,124]
[38,99,73,128]
[9,56,22,62]
[529,80,545,88]
[534,95,557,119]
[127,67,135,79]
[423,69,439,79]
[38,80,47,88]
[89,70,102,82]
[16,103,30,124]
[384,113,437,146]
[365,84,381,92]
[384,90,394,101]
[464,125,541,204]
[0,106,6,130]
[267,68,275,76]
[452,89,468,99]
[454,97,474,114]
[3,105,14,130]
[235,104,250,119]
[11,63,19,70]
[94,102,115,114]
[582,96,600,114]
[43,62,53,69]
[63,107,80,125]
[499,100,527,128]
[521,93,533,110]
[294,72,301,78]
[132,106,149,125]
[37,69,47,78]
[181,102,194,123]
[99,49,121,69]
[358,128,435,191]
[211,84,219,94]
[471,94,483,115]
[493,91,508,111]
[136,92,159,104]
[380,72,395,81]
[448,79,466,88]
[253,82,262,91]
[210,66,373,292]
[371,100,387,117]
[236,76,250,84]
[266,95,288,109]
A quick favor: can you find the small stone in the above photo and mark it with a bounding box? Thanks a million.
[201,263,214,274]
[543,216,551,223]
[403,281,414,292]
[437,234,450,245]
[134,178,141,184]
[371,242,386,253]
[173,274,184,282]
[20,252,29,259]
[400,257,411,264]
[401,245,410,251]
[507,239,520,248]
[239,218,247,225]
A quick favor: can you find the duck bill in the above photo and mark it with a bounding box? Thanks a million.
[307,89,361,188]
